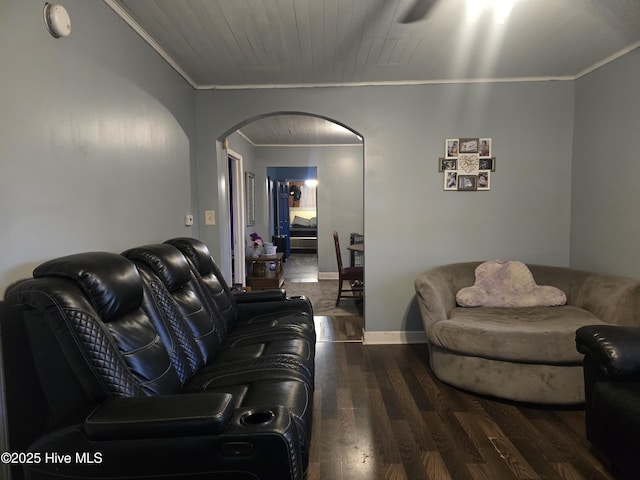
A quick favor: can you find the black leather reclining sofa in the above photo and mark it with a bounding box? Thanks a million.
[1,237,315,480]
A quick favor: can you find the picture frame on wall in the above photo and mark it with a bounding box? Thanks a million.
[245,171,255,226]
[479,138,492,157]
[440,137,495,192]
[439,157,457,172]
[477,171,490,190]
[479,157,495,171]
[459,138,479,154]
[458,175,477,191]
[444,171,458,190]
[445,139,459,158]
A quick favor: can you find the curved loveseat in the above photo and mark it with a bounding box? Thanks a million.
[414,262,640,404]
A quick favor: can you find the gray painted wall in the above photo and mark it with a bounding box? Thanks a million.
[570,50,640,278]
[195,81,575,335]
[0,0,196,296]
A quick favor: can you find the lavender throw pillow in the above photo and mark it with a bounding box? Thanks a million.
[456,260,567,308]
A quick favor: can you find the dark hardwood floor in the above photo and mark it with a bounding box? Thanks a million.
[314,315,363,343]
[308,326,616,480]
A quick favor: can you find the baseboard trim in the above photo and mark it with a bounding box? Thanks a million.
[318,272,338,280]
[363,330,428,345]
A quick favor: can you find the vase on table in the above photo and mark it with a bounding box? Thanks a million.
[248,244,263,258]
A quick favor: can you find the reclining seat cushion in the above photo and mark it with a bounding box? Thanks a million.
[164,238,237,332]
[122,245,314,382]
[165,237,315,334]
[123,245,224,366]
[126,243,313,352]
[30,252,187,396]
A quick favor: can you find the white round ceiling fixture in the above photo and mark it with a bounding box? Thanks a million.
[44,3,71,38]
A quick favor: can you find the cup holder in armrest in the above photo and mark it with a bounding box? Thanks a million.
[240,409,275,426]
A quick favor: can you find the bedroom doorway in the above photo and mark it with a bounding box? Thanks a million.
[269,168,318,283]
[286,178,318,283]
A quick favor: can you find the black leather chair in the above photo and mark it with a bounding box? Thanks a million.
[332,231,363,306]
[575,324,640,479]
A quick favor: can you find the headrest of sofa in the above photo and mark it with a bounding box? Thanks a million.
[33,252,143,322]
[164,237,215,276]
[456,260,567,308]
[122,244,191,292]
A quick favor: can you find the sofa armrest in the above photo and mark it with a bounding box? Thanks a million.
[84,393,234,440]
[414,272,458,331]
[25,405,303,480]
[236,296,313,318]
[576,325,640,379]
[233,288,287,303]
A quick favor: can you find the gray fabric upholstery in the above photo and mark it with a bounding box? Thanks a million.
[431,306,603,363]
[415,262,640,404]
[456,260,566,307]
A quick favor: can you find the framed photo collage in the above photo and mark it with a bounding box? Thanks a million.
[439,137,495,191]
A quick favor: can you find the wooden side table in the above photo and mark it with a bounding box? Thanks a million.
[246,252,285,290]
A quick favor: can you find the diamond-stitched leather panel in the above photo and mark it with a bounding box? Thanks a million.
[67,309,142,397]
[147,278,203,380]
[123,245,226,366]
[165,237,238,331]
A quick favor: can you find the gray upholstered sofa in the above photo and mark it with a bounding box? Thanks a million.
[414,261,640,404]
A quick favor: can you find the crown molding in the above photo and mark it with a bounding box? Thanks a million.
[103,0,197,88]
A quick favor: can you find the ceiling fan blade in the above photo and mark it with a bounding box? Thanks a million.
[398,0,437,23]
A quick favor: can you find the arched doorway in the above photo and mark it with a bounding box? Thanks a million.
[220,113,365,340]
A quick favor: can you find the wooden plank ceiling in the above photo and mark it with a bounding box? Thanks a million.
[107,0,640,145]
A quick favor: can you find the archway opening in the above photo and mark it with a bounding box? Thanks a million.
[220,112,365,341]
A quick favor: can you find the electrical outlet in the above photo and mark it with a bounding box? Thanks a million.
[184,214,194,226]
[205,210,215,225]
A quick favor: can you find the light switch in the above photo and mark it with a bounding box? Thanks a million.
[205,210,216,225]
[185,214,194,226]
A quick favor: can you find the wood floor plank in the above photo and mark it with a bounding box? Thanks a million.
[381,352,438,452]
[483,401,579,479]
[549,462,586,480]
[421,451,454,480]
[352,406,388,479]
[383,463,408,480]
[421,411,477,480]
[390,419,432,479]
[525,416,614,480]
[317,417,344,479]
[454,411,531,480]
[366,386,404,465]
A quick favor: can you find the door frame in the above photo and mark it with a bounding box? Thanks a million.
[227,148,246,285]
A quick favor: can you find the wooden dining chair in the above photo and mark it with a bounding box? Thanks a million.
[332,231,364,306]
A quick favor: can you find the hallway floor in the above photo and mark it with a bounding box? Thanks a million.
[284,253,318,282]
